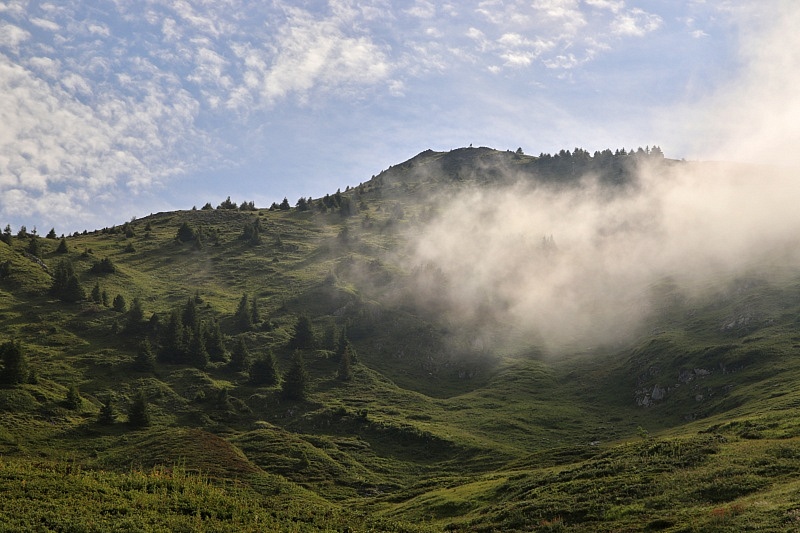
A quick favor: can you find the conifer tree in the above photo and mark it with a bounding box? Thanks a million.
[228,337,250,371]
[62,274,86,303]
[1,224,11,245]
[336,326,350,359]
[46,228,57,239]
[337,344,354,381]
[176,222,196,242]
[187,327,209,369]
[249,349,279,386]
[158,310,186,363]
[98,395,115,425]
[0,340,27,385]
[127,297,144,330]
[288,315,315,350]
[51,259,84,302]
[235,293,252,332]
[281,351,308,401]
[113,294,127,312]
[134,340,156,372]
[55,237,68,254]
[204,319,227,362]
[27,236,40,257]
[65,385,82,410]
[127,390,150,427]
[182,297,198,331]
[101,289,109,307]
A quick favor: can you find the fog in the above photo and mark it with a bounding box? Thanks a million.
[400,4,800,354]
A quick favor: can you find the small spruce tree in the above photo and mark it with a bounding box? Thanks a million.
[235,293,252,332]
[288,315,315,350]
[127,297,144,330]
[27,236,40,257]
[134,340,156,372]
[176,222,196,242]
[249,349,279,386]
[91,282,102,304]
[182,297,198,330]
[112,294,127,312]
[204,319,227,362]
[65,385,82,410]
[281,351,308,401]
[158,310,186,364]
[127,390,150,427]
[228,337,250,371]
[98,395,115,425]
[337,344,355,381]
[0,340,27,385]
[187,327,209,369]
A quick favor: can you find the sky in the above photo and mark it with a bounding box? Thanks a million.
[0,0,794,233]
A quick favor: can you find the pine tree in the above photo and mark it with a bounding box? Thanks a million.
[98,395,115,425]
[127,297,144,330]
[249,350,279,386]
[176,222,196,242]
[46,228,57,239]
[27,236,40,257]
[113,294,127,312]
[127,390,150,427]
[62,274,86,303]
[288,315,315,350]
[336,326,350,360]
[228,337,250,371]
[204,319,227,362]
[182,297,198,330]
[158,310,186,363]
[0,340,27,385]
[281,351,308,401]
[51,259,84,302]
[101,290,109,307]
[1,224,11,245]
[65,385,82,410]
[91,282,102,304]
[187,327,209,369]
[235,293,252,332]
[134,340,156,372]
[337,344,354,381]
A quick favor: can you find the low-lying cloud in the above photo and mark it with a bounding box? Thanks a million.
[402,159,800,354]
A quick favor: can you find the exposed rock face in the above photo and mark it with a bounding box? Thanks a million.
[635,368,712,408]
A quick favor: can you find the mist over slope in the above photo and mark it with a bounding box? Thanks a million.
[387,150,800,353]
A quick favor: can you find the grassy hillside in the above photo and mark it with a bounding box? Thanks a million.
[2,147,800,531]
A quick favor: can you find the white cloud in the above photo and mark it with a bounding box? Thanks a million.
[30,17,60,32]
[0,21,30,52]
[611,8,663,37]
[242,6,391,106]
[585,0,624,13]
[405,0,436,19]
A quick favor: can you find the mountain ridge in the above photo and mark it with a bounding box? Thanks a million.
[1,145,800,531]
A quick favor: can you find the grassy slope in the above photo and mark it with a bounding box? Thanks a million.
[1,148,800,530]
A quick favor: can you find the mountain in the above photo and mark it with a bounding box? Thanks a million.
[1,146,800,531]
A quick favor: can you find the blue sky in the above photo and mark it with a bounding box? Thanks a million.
[0,0,796,233]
